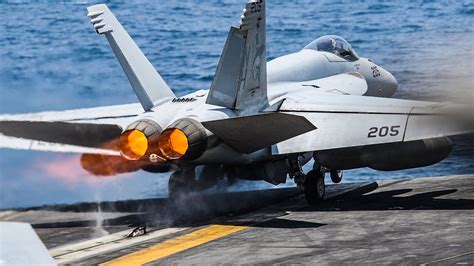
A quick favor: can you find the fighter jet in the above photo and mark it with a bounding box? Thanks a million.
[1,0,472,204]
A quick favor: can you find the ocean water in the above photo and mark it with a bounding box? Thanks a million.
[0,1,473,208]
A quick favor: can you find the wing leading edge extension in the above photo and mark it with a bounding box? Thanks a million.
[207,0,268,115]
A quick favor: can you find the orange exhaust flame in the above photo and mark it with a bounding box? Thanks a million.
[79,138,150,176]
[118,129,148,160]
[80,153,148,176]
[158,128,189,160]
[81,125,189,177]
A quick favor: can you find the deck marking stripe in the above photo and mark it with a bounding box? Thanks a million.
[99,224,248,266]
[51,227,189,264]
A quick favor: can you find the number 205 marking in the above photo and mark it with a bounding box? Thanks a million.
[368,125,401,138]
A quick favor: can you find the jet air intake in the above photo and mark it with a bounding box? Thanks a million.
[118,118,207,162]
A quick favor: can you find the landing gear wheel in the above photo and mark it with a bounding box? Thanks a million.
[304,170,325,205]
[330,169,343,184]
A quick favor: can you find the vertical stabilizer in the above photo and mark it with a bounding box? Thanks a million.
[87,4,175,111]
[207,0,268,115]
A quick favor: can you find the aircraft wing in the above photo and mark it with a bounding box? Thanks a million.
[0,103,144,155]
[272,93,474,154]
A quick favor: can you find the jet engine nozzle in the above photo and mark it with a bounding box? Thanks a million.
[158,118,207,161]
[118,118,206,162]
[118,119,162,161]
[119,129,148,160]
[157,128,189,160]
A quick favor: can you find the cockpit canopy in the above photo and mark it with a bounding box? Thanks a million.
[304,35,359,62]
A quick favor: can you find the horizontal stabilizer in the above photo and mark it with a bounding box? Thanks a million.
[0,121,122,148]
[202,113,316,154]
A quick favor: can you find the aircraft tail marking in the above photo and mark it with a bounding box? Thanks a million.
[87,4,175,111]
[207,0,268,115]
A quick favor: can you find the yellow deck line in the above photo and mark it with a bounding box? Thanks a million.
[100,224,248,266]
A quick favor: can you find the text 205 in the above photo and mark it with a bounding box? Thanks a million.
[368,125,401,138]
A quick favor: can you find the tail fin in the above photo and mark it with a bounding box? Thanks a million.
[87,4,175,111]
[206,0,268,115]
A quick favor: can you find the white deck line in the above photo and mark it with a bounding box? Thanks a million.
[50,227,189,264]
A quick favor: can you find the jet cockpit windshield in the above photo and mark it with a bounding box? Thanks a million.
[304,35,359,62]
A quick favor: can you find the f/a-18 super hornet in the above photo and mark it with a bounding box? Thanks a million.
[1,0,472,204]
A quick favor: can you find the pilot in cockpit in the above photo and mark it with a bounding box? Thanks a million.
[305,35,359,62]
[330,38,340,54]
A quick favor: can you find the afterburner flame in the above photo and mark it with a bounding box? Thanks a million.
[81,153,147,176]
[81,138,154,176]
[118,129,148,160]
[158,128,189,160]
